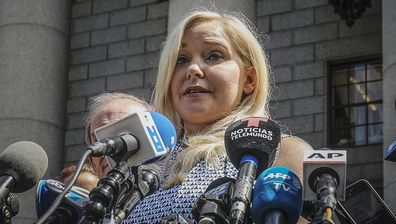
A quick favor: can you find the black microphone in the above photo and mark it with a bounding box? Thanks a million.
[82,163,161,223]
[111,164,161,223]
[0,193,19,224]
[0,141,48,200]
[0,141,47,223]
[192,177,235,224]
[224,117,281,224]
[303,149,347,223]
[82,162,132,223]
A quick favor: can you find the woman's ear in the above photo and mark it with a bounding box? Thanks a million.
[243,67,257,95]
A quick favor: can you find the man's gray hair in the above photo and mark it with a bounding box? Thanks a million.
[85,92,151,144]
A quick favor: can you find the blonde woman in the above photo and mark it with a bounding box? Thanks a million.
[123,9,312,223]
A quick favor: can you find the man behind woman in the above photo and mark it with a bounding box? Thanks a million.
[57,93,152,192]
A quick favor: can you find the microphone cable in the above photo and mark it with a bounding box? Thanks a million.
[36,150,92,224]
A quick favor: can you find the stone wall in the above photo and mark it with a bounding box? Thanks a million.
[65,0,168,164]
[257,0,383,189]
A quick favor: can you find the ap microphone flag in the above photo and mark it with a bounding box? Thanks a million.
[303,150,347,201]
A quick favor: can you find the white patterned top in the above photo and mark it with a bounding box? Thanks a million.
[122,141,238,224]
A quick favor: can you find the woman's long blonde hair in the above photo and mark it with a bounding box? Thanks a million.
[152,9,271,188]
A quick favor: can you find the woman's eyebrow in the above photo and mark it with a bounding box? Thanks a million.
[205,39,228,49]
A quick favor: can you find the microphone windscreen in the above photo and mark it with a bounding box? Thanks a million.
[150,112,177,151]
[0,141,48,193]
[252,166,303,224]
[224,117,281,174]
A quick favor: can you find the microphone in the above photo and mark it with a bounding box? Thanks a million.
[384,140,396,161]
[303,149,347,223]
[36,179,88,224]
[81,112,176,223]
[192,177,235,224]
[82,163,161,223]
[111,164,161,223]
[91,111,177,166]
[0,193,19,223]
[0,141,48,201]
[224,117,281,224]
[251,166,303,224]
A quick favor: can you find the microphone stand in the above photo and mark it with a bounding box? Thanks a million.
[81,162,133,223]
[0,192,19,224]
[192,178,236,224]
[229,157,257,224]
[112,166,160,224]
[194,198,229,224]
[310,174,338,224]
[112,188,141,223]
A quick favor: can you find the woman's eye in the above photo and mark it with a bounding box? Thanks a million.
[176,56,189,65]
[206,52,224,61]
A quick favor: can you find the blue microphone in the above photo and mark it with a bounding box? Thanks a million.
[36,179,88,224]
[384,140,396,161]
[93,111,177,166]
[81,112,177,223]
[149,111,177,150]
[252,166,303,224]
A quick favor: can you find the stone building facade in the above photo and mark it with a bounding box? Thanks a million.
[1,0,395,223]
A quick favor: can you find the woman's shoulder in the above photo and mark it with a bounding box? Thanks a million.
[280,134,314,151]
[274,133,314,180]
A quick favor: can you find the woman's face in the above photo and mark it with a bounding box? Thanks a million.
[170,21,255,134]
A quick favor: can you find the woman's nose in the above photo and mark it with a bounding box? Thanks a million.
[186,61,204,79]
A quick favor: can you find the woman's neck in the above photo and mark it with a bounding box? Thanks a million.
[182,123,208,137]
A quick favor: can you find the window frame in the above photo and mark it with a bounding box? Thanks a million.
[327,55,383,148]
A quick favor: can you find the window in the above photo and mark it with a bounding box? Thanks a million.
[329,58,383,147]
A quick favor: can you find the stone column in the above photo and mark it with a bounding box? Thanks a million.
[0,0,70,222]
[168,0,256,33]
[383,0,396,212]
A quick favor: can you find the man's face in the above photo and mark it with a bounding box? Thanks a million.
[89,99,148,178]
[63,171,99,191]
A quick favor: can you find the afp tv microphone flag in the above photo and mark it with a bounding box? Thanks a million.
[252,166,303,224]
